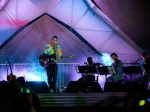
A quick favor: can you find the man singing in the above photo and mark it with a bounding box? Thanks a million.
[44,36,62,93]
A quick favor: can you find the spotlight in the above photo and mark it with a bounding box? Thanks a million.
[101,53,113,66]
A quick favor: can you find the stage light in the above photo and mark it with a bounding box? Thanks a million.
[26,88,30,94]
[101,53,113,66]
[147,98,150,103]
[20,88,23,93]
[26,74,44,81]
[20,87,30,94]
[139,100,146,106]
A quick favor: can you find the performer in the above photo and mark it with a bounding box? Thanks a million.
[84,57,96,82]
[80,57,100,82]
[44,36,62,93]
[136,51,150,82]
[106,53,124,82]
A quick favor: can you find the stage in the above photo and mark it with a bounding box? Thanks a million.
[38,92,128,112]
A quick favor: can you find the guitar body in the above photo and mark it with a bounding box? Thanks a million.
[39,53,56,67]
[39,53,75,67]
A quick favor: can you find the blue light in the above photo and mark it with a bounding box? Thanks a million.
[101,53,113,66]
[26,74,44,81]
[147,98,150,103]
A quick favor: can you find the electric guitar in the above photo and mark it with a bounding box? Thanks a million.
[39,53,75,67]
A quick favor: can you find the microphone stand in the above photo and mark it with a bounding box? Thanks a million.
[6,60,9,77]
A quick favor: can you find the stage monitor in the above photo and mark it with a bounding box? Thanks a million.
[26,81,49,93]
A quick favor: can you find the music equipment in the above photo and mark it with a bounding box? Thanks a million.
[65,81,103,93]
[26,81,49,93]
[39,53,75,67]
[123,66,142,74]
[77,65,97,73]
[123,81,148,93]
[104,82,124,92]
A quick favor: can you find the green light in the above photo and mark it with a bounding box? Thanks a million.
[139,100,146,106]
[26,88,30,94]
[20,88,23,93]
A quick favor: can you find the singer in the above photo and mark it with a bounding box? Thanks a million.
[43,36,62,93]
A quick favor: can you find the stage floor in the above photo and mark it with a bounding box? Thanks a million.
[38,92,128,112]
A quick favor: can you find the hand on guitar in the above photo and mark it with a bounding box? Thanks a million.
[58,56,62,60]
[39,53,75,67]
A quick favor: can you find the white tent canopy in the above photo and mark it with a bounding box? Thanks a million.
[0,0,141,63]
[0,0,142,86]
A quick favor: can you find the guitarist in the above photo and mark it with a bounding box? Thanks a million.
[44,36,62,93]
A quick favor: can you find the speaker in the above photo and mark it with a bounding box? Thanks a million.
[27,81,49,93]
[104,82,124,92]
[86,81,103,93]
[124,81,148,93]
[65,81,80,93]
[65,81,103,93]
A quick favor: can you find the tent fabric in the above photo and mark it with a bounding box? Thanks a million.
[0,13,102,86]
[0,0,141,63]
[92,0,150,52]
[0,0,144,85]
[0,13,101,64]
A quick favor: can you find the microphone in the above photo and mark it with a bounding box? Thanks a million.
[6,58,10,64]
